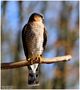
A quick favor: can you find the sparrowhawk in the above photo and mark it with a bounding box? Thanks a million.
[22,13,47,85]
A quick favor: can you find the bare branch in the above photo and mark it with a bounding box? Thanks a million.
[1,55,72,69]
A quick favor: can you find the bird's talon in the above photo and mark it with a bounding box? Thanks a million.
[31,60,34,65]
[40,57,43,63]
[28,58,31,61]
[36,55,42,62]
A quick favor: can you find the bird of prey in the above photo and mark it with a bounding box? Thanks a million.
[22,13,47,85]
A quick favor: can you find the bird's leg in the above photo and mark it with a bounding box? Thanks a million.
[27,58,31,61]
[27,55,36,65]
[31,54,36,64]
[27,54,43,64]
[36,55,43,63]
[27,58,32,65]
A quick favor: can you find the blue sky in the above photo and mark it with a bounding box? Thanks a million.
[1,1,78,79]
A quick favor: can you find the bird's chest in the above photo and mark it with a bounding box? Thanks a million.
[31,23,44,36]
[31,22,44,40]
[31,22,44,54]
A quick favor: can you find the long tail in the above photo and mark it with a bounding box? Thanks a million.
[28,64,39,85]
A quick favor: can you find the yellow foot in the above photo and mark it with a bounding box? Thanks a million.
[27,58,32,65]
[35,55,43,63]
[28,56,36,65]
[28,58,31,61]
[27,55,43,64]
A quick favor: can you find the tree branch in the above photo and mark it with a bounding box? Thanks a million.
[1,55,72,69]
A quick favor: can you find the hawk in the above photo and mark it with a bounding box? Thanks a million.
[22,13,47,85]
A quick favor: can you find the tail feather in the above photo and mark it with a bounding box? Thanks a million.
[28,64,39,85]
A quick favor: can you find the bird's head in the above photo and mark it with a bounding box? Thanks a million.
[28,13,44,23]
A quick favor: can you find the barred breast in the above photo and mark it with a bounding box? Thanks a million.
[23,22,44,58]
[30,22,44,55]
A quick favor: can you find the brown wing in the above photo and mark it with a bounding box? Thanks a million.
[22,24,29,59]
[43,27,47,50]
